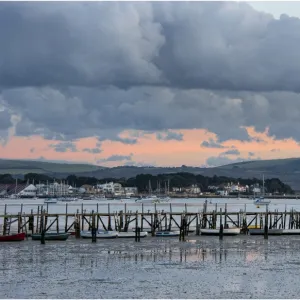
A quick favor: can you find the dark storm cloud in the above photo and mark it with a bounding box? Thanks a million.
[221,149,241,156]
[82,147,102,154]
[156,131,183,141]
[0,110,11,130]
[1,2,300,143]
[201,139,227,149]
[49,142,77,152]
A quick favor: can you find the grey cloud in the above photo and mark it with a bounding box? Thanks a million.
[248,151,255,156]
[30,148,35,153]
[221,149,241,156]
[83,147,102,154]
[271,148,280,152]
[2,3,300,144]
[98,154,133,163]
[156,130,183,141]
[2,2,300,93]
[49,142,77,152]
[201,139,226,149]
[0,110,11,130]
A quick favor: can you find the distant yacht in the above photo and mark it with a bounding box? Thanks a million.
[253,175,271,205]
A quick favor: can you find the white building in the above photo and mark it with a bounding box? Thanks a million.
[186,184,201,194]
[124,187,138,196]
[18,184,37,198]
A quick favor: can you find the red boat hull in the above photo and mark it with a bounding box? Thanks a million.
[0,232,26,242]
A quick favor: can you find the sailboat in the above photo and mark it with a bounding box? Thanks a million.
[135,180,160,203]
[253,174,271,205]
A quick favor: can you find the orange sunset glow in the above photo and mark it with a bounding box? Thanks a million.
[1,127,299,167]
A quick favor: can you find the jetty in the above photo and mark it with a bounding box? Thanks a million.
[1,201,300,242]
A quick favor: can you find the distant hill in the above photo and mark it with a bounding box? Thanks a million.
[1,158,300,190]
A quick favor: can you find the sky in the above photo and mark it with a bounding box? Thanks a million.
[1,1,300,168]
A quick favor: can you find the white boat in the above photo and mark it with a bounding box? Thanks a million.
[80,230,118,239]
[253,175,271,205]
[200,228,241,236]
[118,232,148,238]
[58,197,76,202]
[135,195,160,203]
[249,228,282,235]
[253,197,271,205]
[44,198,57,204]
[155,231,180,237]
[159,196,171,202]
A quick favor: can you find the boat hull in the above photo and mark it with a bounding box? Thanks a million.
[0,232,26,242]
[155,231,180,237]
[118,232,148,238]
[200,228,241,236]
[249,228,283,235]
[31,233,70,241]
[281,229,300,235]
[80,231,118,239]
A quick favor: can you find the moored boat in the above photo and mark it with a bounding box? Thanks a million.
[0,232,26,242]
[80,230,118,239]
[118,231,148,238]
[31,232,70,241]
[44,198,57,204]
[249,228,283,235]
[282,229,300,235]
[200,228,241,236]
[155,231,180,237]
[253,197,271,205]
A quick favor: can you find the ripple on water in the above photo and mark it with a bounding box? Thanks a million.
[1,236,300,298]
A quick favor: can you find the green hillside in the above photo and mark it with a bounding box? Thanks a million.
[0,159,102,174]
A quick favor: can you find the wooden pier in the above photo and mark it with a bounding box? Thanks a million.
[1,201,300,241]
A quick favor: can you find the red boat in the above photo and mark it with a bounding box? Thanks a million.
[0,232,26,242]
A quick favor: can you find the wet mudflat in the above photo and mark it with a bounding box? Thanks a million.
[1,235,300,298]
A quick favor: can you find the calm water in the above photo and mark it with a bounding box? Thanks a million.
[1,197,300,230]
[1,235,300,298]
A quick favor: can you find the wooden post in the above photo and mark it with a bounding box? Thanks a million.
[264,207,268,239]
[65,203,68,233]
[141,204,144,232]
[36,206,40,233]
[75,210,81,239]
[41,211,45,245]
[219,224,224,240]
[81,203,84,230]
[96,203,99,230]
[196,213,200,235]
[56,214,59,233]
[169,203,172,231]
[108,204,112,230]
[91,211,96,243]
[151,214,155,236]
[225,203,227,228]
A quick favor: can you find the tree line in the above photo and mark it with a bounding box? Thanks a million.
[0,172,294,194]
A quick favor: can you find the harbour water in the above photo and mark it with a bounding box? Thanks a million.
[1,235,300,298]
[1,197,300,298]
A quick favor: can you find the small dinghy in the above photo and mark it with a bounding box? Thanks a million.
[44,198,57,204]
[118,231,148,238]
[0,232,26,242]
[249,228,283,235]
[281,229,300,235]
[31,232,70,241]
[155,231,180,237]
[80,230,118,239]
[200,228,241,236]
